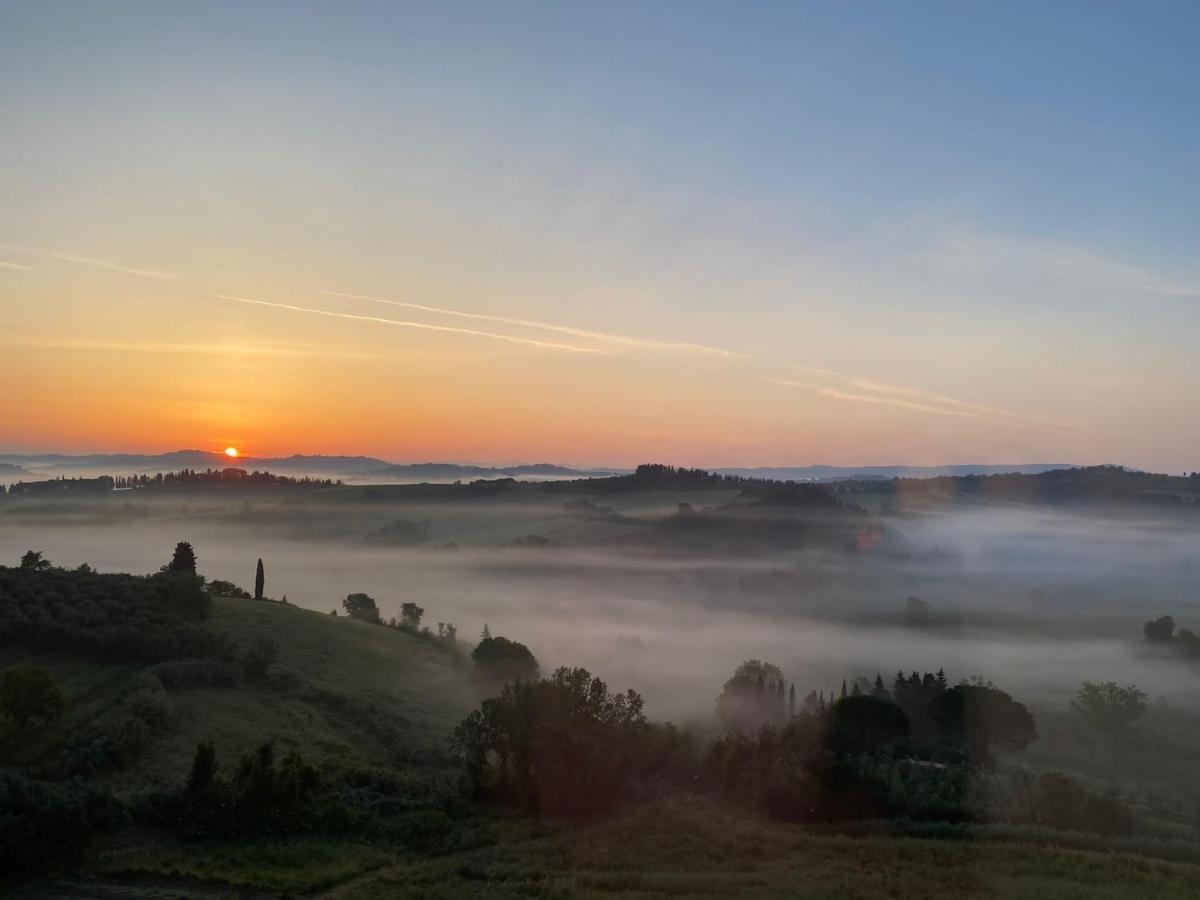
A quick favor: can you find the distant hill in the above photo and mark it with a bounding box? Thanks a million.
[361,462,624,481]
[0,451,624,481]
[713,463,1079,482]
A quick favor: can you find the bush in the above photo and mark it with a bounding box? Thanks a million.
[0,769,125,877]
[151,657,240,689]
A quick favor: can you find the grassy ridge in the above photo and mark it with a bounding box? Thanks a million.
[1,596,476,791]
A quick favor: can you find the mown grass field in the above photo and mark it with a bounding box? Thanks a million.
[31,795,1200,899]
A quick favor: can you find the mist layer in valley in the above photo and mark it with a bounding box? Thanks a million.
[2,482,1197,726]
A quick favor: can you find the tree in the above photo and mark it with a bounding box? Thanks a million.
[242,636,279,679]
[188,742,217,792]
[872,673,889,698]
[824,695,910,756]
[1144,615,1176,642]
[904,595,931,624]
[451,667,669,815]
[206,579,251,599]
[1070,681,1147,733]
[471,635,540,686]
[342,592,381,624]
[19,550,51,571]
[716,660,786,733]
[254,558,265,601]
[400,601,425,630]
[0,663,65,727]
[929,684,1038,763]
[167,541,197,575]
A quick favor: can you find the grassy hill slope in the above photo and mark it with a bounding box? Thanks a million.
[1,596,476,792]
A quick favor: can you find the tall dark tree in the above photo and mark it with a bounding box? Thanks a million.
[929,684,1038,763]
[254,558,265,600]
[872,673,889,698]
[400,601,425,629]
[168,541,197,575]
[788,683,796,718]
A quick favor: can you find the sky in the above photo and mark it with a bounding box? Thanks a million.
[2,1,1198,470]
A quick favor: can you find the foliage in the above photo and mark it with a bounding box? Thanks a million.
[167,541,198,575]
[0,564,218,664]
[716,659,788,733]
[470,635,539,687]
[343,592,381,624]
[823,695,910,756]
[452,667,694,815]
[0,663,65,727]
[400,602,425,629]
[19,550,51,571]
[242,635,279,679]
[206,579,252,599]
[0,769,125,878]
[60,678,174,776]
[152,657,240,689]
[928,684,1038,763]
[1070,681,1148,733]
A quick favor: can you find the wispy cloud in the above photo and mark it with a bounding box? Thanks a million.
[319,289,744,358]
[1138,284,1200,298]
[0,244,176,280]
[213,294,607,354]
[0,260,33,272]
[772,378,989,420]
[1,336,379,361]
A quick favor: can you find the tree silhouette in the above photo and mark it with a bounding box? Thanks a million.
[19,550,51,571]
[400,602,425,630]
[254,558,265,601]
[342,593,381,624]
[167,542,197,575]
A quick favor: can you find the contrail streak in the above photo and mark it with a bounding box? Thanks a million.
[319,289,743,358]
[213,294,607,354]
[0,244,175,280]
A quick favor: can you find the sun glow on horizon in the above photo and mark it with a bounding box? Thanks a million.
[224,446,239,458]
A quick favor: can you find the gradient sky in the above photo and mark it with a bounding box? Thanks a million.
[2,1,1198,470]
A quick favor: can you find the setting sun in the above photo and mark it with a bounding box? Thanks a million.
[224,447,239,458]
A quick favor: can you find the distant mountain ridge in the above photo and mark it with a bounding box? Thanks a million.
[0,451,623,481]
[712,463,1078,482]
[0,452,1089,483]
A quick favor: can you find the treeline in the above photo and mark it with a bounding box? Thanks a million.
[836,465,1200,506]
[1144,615,1200,660]
[450,659,1135,840]
[0,557,217,665]
[111,468,339,489]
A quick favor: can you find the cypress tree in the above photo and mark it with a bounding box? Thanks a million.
[788,683,796,718]
[254,558,265,600]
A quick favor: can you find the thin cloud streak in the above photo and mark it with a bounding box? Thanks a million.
[772,378,989,420]
[0,244,176,280]
[0,260,33,272]
[213,294,607,354]
[1,337,380,361]
[320,289,743,358]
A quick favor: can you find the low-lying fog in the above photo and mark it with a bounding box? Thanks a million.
[3,501,1197,724]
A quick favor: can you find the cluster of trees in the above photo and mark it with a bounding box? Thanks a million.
[470,626,539,687]
[337,593,459,648]
[452,666,694,815]
[0,549,220,665]
[1143,614,1200,660]
[111,468,339,490]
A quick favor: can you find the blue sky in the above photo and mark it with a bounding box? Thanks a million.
[2,2,1198,468]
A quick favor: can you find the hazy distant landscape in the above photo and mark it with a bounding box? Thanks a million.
[6,1,1200,896]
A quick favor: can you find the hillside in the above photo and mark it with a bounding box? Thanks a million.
[0,595,474,794]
